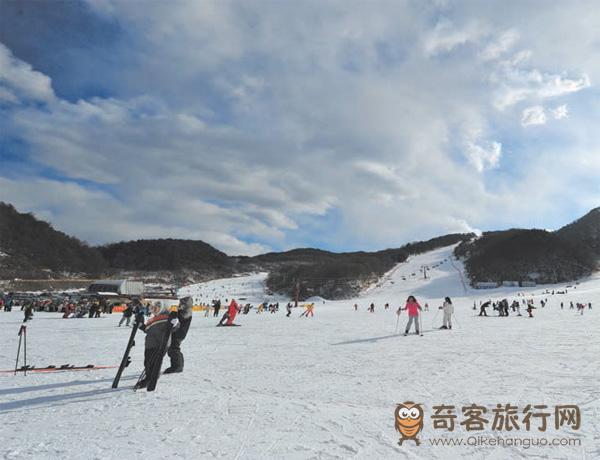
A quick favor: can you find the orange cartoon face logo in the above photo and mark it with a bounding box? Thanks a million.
[395,402,424,446]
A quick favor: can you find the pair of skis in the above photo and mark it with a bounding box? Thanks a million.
[395,310,424,336]
[112,313,174,392]
[1,364,116,374]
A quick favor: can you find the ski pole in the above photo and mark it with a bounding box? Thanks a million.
[14,326,23,376]
[395,309,401,335]
[23,326,27,376]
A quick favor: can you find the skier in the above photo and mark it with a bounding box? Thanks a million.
[118,302,134,327]
[213,299,221,317]
[384,303,389,310]
[286,302,292,317]
[401,295,422,336]
[526,301,536,318]
[299,303,315,317]
[218,299,240,326]
[438,297,453,329]
[306,303,315,317]
[23,301,34,323]
[165,297,193,374]
[479,301,490,317]
[354,303,358,311]
[137,304,179,389]
[369,303,375,313]
[424,303,429,312]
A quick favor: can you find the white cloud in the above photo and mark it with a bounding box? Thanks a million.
[464,138,502,172]
[424,19,484,56]
[521,105,547,127]
[551,104,569,120]
[480,29,519,61]
[494,67,590,110]
[1,1,599,254]
[0,43,55,103]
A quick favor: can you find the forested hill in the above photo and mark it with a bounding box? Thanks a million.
[454,229,596,285]
[0,202,106,279]
[3,199,600,297]
[556,207,600,258]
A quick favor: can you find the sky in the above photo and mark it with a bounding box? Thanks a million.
[0,0,599,256]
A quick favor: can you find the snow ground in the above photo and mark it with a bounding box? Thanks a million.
[1,245,599,459]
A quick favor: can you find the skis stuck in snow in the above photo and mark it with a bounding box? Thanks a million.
[112,312,144,389]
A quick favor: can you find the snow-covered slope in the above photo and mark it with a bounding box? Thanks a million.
[1,244,599,459]
[177,272,287,305]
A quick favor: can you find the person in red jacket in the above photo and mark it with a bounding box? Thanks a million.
[218,299,241,326]
[401,295,423,336]
[226,299,239,325]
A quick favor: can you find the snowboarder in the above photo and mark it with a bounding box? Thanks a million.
[401,295,422,335]
[165,297,193,374]
[137,304,179,389]
[438,297,453,329]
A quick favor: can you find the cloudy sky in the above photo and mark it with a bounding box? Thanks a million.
[0,1,599,255]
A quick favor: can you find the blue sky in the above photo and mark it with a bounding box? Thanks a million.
[0,1,599,255]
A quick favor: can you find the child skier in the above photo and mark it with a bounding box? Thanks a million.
[401,295,422,336]
[438,297,453,329]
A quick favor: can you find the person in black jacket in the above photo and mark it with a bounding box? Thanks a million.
[165,296,193,374]
[118,302,134,327]
[137,304,178,389]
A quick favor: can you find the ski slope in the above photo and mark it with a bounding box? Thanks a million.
[177,272,286,305]
[1,245,599,459]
